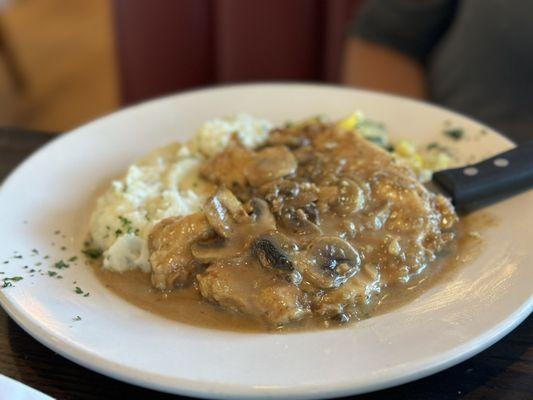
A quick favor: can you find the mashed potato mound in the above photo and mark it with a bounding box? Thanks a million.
[88,114,273,272]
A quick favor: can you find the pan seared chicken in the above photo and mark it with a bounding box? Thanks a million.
[148,121,457,328]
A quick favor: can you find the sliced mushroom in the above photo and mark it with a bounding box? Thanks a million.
[247,198,276,229]
[203,187,250,238]
[245,146,297,186]
[193,197,277,263]
[331,179,366,216]
[190,237,242,263]
[301,236,361,289]
[267,128,310,149]
[253,232,298,271]
[279,206,321,236]
[253,232,302,285]
[148,213,214,290]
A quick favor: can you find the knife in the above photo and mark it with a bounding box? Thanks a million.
[431,141,533,211]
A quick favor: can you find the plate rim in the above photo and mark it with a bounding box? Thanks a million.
[1,284,531,399]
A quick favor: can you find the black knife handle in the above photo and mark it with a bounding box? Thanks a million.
[433,141,533,211]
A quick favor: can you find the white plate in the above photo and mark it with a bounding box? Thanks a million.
[0,84,531,399]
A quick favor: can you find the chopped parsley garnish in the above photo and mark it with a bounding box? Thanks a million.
[68,256,78,262]
[117,215,137,235]
[31,249,39,254]
[13,255,22,259]
[444,128,464,140]
[60,246,67,251]
[54,230,61,235]
[118,216,131,225]
[3,261,8,264]
[73,315,82,321]
[47,271,57,277]
[83,292,90,297]
[44,255,50,259]
[35,262,42,267]
[82,248,102,259]
[2,276,23,288]
[74,287,84,294]
[29,269,35,273]
[54,260,69,269]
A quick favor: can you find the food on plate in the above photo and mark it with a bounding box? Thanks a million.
[87,113,458,330]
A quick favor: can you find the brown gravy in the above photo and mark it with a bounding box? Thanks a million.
[92,213,490,333]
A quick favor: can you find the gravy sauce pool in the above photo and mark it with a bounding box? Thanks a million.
[92,212,491,333]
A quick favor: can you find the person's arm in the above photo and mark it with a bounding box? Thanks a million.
[342,0,457,99]
[342,37,427,99]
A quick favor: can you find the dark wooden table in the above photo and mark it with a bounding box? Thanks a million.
[0,128,531,400]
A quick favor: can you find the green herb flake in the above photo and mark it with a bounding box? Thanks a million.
[47,271,57,277]
[82,248,102,259]
[2,261,8,264]
[31,249,39,254]
[118,216,137,235]
[68,256,78,262]
[75,287,84,294]
[57,275,63,279]
[83,292,90,297]
[2,276,23,288]
[54,230,61,235]
[35,262,42,267]
[73,315,82,321]
[444,128,464,140]
[13,255,23,259]
[60,246,67,251]
[29,269,35,273]
[44,255,50,260]
[54,260,69,269]
[118,216,131,225]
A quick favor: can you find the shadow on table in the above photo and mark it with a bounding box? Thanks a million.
[7,314,532,400]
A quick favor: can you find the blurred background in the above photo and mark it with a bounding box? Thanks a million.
[0,0,117,132]
[0,0,361,133]
[0,0,530,142]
